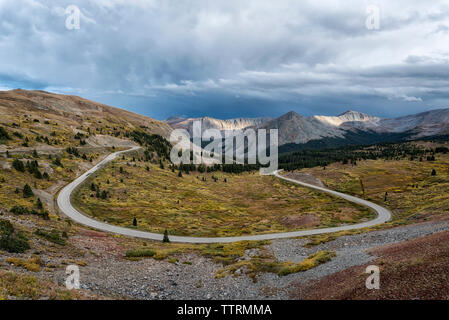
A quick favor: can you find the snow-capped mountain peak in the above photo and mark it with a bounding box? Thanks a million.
[166,108,449,148]
[313,110,381,127]
[164,115,272,135]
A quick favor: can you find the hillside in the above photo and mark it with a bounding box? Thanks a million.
[0,89,175,299]
[0,89,171,153]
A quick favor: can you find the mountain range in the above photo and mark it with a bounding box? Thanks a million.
[165,109,449,152]
[2,89,448,154]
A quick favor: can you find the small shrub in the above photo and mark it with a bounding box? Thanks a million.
[36,198,43,210]
[52,158,63,167]
[0,219,14,235]
[0,126,10,140]
[125,248,156,258]
[13,131,23,139]
[277,250,336,276]
[6,256,41,272]
[12,159,25,172]
[34,229,66,246]
[0,220,30,253]
[10,206,30,215]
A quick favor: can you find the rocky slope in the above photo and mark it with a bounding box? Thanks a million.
[165,116,271,135]
[258,111,345,145]
[313,110,382,128]
[166,108,449,148]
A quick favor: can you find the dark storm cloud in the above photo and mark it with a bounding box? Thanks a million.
[1,0,449,119]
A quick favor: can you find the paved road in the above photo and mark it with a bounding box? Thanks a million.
[57,148,392,243]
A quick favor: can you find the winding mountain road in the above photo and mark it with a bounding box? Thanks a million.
[57,147,392,243]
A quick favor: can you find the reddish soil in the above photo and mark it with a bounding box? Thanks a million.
[71,228,127,258]
[284,172,325,187]
[289,230,449,300]
[280,214,321,228]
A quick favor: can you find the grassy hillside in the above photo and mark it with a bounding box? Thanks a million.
[72,153,374,237]
[0,89,171,152]
[300,141,449,223]
[0,89,173,299]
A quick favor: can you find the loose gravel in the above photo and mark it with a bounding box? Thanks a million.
[50,218,449,300]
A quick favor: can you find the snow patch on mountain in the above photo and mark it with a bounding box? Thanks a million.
[313,110,382,127]
[165,116,272,134]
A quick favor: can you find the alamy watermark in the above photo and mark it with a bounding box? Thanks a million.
[170,121,278,175]
[365,265,380,289]
[65,5,81,30]
[65,265,80,290]
[366,4,380,30]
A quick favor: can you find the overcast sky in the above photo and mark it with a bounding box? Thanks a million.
[1,0,449,120]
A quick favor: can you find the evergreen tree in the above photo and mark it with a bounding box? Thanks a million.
[23,184,34,198]
[36,198,43,210]
[163,229,170,243]
[133,217,137,227]
[34,169,42,179]
[12,159,25,172]
[0,126,10,140]
[53,158,63,167]
[431,169,437,176]
[178,171,183,177]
